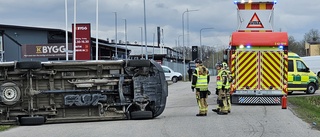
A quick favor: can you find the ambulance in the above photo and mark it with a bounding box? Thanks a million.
[288,52,319,94]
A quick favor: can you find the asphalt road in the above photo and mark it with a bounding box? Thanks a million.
[1,78,320,137]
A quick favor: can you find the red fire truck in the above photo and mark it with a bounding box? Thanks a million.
[224,1,288,104]
[226,32,288,104]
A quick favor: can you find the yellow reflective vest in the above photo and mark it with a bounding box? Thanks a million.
[217,69,230,89]
[194,67,208,91]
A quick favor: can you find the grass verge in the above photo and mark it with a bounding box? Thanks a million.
[0,125,12,131]
[288,96,320,130]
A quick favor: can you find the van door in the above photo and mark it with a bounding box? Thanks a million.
[296,60,310,88]
[288,59,309,89]
[162,66,171,81]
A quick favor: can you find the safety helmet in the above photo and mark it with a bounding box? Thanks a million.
[222,62,229,70]
[194,58,202,64]
[215,62,223,68]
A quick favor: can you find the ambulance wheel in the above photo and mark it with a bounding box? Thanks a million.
[306,83,316,94]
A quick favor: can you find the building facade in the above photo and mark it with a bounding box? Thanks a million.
[0,24,128,62]
[305,41,320,56]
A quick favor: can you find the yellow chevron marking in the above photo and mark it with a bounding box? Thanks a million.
[261,51,282,89]
[237,51,258,89]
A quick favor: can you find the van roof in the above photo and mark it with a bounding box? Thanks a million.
[288,52,300,59]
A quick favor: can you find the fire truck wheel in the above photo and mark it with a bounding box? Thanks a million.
[306,83,316,94]
[16,61,42,69]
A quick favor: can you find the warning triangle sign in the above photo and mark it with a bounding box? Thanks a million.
[247,13,264,28]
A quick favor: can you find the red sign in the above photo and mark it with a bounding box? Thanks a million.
[246,13,264,28]
[72,23,91,60]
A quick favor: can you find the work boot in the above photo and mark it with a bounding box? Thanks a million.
[196,114,206,116]
[218,111,228,115]
[212,108,220,113]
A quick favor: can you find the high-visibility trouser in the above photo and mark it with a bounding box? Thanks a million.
[196,91,208,114]
[216,89,231,113]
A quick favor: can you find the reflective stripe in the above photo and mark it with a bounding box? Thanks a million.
[217,70,231,89]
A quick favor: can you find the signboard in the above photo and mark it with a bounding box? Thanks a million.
[246,13,264,28]
[72,23,91,60]
[192,46,198,61]
[236,2,274,32]
[22,43,72,58]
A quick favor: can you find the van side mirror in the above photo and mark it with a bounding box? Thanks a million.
[317,71,320,78]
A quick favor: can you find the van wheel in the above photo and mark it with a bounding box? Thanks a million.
[172,77,178,83]
[306,83,316,94]
[16,61,42,69]
[130,111,153,120]
[19,116,46,125]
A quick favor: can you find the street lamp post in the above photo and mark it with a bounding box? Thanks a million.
[123,19,127,60]
[65,0,68,60]
[139,27,143,58]
[200,27,214,60]
[178,35,183,47]
[95,0,99,60]
[143,0,148,59]
[73,0,77,60]
[177,35,182,60]
[182,9,198,81]
[114,12,118,59]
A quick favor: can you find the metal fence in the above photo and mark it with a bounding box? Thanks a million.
[162,61,217,80]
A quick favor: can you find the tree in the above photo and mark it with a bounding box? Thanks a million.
[303,29,320,56]
[288,36,305,56]
[304,29,320,42]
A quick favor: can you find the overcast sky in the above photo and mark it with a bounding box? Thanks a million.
[1,0,320,49]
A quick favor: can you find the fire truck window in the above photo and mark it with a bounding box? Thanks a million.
[296,60,307,72]
[288,60,293,72]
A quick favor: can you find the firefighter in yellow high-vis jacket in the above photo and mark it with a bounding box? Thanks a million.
[191,59,210,116]
[212,62,232,115]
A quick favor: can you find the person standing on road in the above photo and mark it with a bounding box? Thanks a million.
[191,59,210,116]
[188,67,193,81]
[212,62,232,115]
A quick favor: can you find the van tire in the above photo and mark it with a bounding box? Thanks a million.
[130,111,153,120]
[172,77,178,83]
[306,83,316,94]
[19,116,46,125]
[126,60,150,67]
[16,61,42,69]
